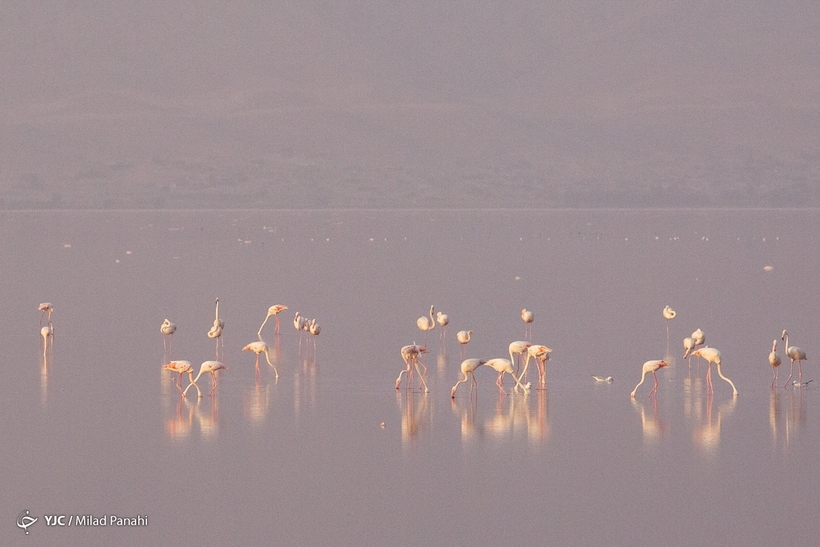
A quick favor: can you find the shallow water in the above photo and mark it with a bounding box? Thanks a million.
[1,209,819,546]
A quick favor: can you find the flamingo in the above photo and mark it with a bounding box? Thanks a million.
[436,311,449,343]
[308,318,321,352]
[683,337,695,360]
[517,344,552,385]
[163,360,196,394]
[630,360,669,398]
[521,309,534,339]
[663,306,676,355]
[417,305,435,345]
[242,340,279,379]
[183,360,228,397]
[40,325,54,357]
[258,305,288,338]
[781,330,807,387]
[396,344,430,392]
[207,299,224,359]
[690,347,738,396]
[484,358,530,396]
[160,319,176,355]
[509,340,531,377]
[451,358,487,398]
[692,328,705,348]
[38,302,54,328]
[456,330,473,358]
[768,339,781,390]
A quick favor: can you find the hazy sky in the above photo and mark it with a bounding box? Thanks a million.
[1,1,818,209]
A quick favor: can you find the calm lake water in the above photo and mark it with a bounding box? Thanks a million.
[1,209,819,546]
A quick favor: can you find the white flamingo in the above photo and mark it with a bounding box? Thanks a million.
[521,309,534,339]
[456,330,472,358]
[243,340,279,379]
[436,311,449,343]
[160,319,176,356]
[781,330,807,387]
[451,358,487,398]
[630,360,669,398]
[207,299,224,359]
[38,302,54,329]
[690,347,738,396]
[163,360,196,394]
[396,344,430,392]
[663,306,676,355]
[508,340,531,377]
[417,305,435,345]
[183,360,228,397]
[517,344,552,385]
[485,358,530,396]
[768,339,781,390]
[258,305,288,338]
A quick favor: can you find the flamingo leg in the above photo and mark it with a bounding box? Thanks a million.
[274,315,281,335]
[263,349,279,380]
[771,367,778,390]
[209,372,218,396]
[648,371,659,397]
[783,359,795,388]
[414,359,430,393]
[496,371,508,396]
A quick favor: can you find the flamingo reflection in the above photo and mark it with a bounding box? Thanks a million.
[397,391,430,444]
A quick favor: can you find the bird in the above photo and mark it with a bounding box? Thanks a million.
[38,302,54,328]
[396,344,430,392]
[508,340,531,377]
[692,328,705,348]
[257,305,288,338]
[456,330,473,358]
[631,360,669,398]
[417,305,436,345]
[690,347,738,396]
[183,360,228,397]
[436,311,449,343]
[521,309,534,339]
[40,324,54,357]
[207,299,224,359]
[517,344,552,386]
[163,360,195,394]
[484,358,531,396]
[308,318,321,351]
[242,340,279,379]
[792,380,812,387]
[683,337,695,360]
[451,358,487,398]
[160,319,176,355]
[592,375,614,383]
[768,339,781,389]
[663,306,676,355]
[781,330,807,387]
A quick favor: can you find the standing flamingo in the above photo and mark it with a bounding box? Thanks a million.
[484,358,530,396]
[781,330,807,387]
[40,325,54,358]
[663,306,676,355]
[690,347,738,396]
[631,360,669,398]
[509,340,531,377]
[417,305,436,345]
[207,299,224,359]
[436,311,449,343]
[38,302,54,328]
[456,330,473,358]
[243,340,279,379]
[258,305,288,338]
[160,319,176,356]
[768,339,781,390]
[517,344,552,386]
[163,360,196,394]
[521,309,534,339]
[451,358,487,398]
[183,360,228,397]
[396,344,430,392]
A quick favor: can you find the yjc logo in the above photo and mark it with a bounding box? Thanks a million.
[17,510,38,534]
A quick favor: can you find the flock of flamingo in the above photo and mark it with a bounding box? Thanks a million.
[37,300,809,400]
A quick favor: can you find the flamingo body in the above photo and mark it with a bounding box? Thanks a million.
[631,359,669,398]
[451,358,487,398]
[691,347,738,396]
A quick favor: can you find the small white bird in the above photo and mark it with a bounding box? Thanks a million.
[592,375,613,383]
[792,380,812,387]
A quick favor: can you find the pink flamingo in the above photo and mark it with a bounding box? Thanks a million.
[258,305,288,338]
[184,361,228,397]
[451,358,487,398]
[631,360,669,398]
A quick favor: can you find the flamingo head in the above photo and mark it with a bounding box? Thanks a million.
[658,360,669,368]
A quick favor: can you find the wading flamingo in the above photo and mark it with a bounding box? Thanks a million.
[517,344,552,385]
[781,330,807,387]
[258,305,288,338]
[38,302,54,328]
[436,311,449,343]
[160,319,176,355]
[631,360,669,398]
[521,309,534,339]
[451,358,487,398]
[396,344,430,392]
[690,347,738,396]
[163,360,195,394]
[417,306,435,345]
[484,358,530,396]
[207,299,224,359]
[457,330,473,358]
[768,339,781,390]
[663,306,676,355]
[184,360,228,397]
[243,340,279,379]
[509,340,531,377]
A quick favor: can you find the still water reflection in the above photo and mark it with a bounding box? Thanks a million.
[2,209,820,546]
